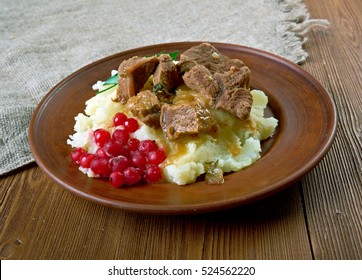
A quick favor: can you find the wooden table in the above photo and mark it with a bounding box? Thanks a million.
[1,0,361,260]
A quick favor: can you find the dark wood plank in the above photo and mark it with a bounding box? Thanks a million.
[1,166,311,259]
[199,185,312,260]
[303,0,362,259]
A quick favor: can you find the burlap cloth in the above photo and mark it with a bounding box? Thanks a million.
[0,0,328,175]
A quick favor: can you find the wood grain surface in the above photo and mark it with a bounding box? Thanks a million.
[0,0,361,260]
[302,0,362,260]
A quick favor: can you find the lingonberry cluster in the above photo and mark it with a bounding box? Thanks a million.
[70,112,166,188]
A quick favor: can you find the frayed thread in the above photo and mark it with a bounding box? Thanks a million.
[278,0,329,64]
[290,18,329,37]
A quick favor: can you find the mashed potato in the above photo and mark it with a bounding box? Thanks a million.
[67,85,278,185]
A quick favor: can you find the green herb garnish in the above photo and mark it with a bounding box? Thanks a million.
[153,83,165,93]
[96,73,118,94]
[97,83,117,94]
[103,73,119,85]
[169,50,179,60]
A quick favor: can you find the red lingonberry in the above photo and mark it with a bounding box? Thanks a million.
[110,156,130,172]
[109,171,126,188]
[124,118,139,133]
[147,149,167,165]
[113,112,127,126]
[138,140,158,155]
[70,147,86,164]
[112,128,129,145]
[130,152,148,169]
[103,140,129,157]
[94,129,111,147]
[144,165,163,183]
[90,157,111,177]
[79,153,95,168]
[95,147,110,160]
[127,138,140,151]
[123,167,142,185]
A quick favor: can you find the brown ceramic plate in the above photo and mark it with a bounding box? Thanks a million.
[29,42,337,214]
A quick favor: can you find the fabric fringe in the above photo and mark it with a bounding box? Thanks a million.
[279,0,330,64]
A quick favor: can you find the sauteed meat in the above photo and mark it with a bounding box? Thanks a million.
[214,66,251,91]
[116,56,159,103]
[178,43,228,74]
[182,64,220,105]
[160,100,216,141]
[153,54,182,96]
[115,43,254,140]
[215,87,253,120]
[126,90,161,128]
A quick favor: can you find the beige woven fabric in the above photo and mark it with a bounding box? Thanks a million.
[0,0,328,175]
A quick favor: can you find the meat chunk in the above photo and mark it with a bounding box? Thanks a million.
[182,64,221,105]
[115,56,159,103]
[215,88,253,120]
[160,101,216,141]
[126,90,161,128]
[178,43,253,120]
[153,54,182,95]
[214,66,251,91]
[178,43,226,74]
[217,58,246,73]
[178,43,246,74]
